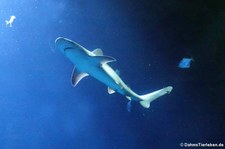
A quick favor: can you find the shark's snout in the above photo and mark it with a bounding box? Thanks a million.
[55,37,65,53]
[55,37,75,54]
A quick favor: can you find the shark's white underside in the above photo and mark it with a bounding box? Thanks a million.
[55,37,173,108]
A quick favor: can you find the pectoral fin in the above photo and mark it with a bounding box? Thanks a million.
[71,66,89,87]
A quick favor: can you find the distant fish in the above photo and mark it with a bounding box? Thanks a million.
[178,58,193,68]
[5,15,16,27]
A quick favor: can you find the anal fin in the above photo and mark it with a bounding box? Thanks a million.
[108,87,115,94]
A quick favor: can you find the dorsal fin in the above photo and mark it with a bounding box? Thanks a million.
[93,55,116,65]
[92,48,103,56]
[71,66,89,87]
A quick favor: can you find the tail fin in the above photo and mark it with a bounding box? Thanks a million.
[5,20,9,26]
[5,21,13,27]
[139,86,173,108]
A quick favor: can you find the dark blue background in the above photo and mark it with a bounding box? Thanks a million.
[0,0,224,148]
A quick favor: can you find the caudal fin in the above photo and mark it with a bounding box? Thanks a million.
[139,86,173,108]
[5,21,13,27]
[5,20,9,26]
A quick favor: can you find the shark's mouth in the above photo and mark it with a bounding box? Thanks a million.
[64,47,74,52]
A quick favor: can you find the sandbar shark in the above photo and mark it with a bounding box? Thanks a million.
[55,37,173,109]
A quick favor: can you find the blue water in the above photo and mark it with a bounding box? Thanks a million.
[0,0,224,148]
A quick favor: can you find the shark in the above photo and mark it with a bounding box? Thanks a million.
[55,37,173,109]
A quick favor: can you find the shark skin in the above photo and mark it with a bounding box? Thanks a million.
[55,37,173,108]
